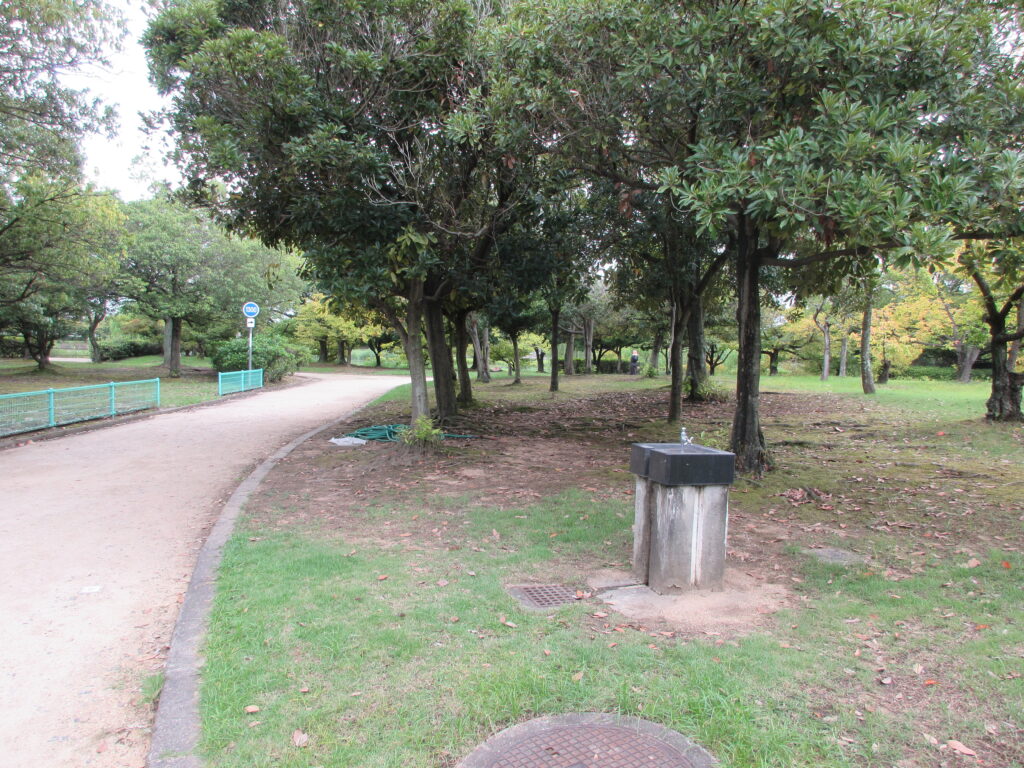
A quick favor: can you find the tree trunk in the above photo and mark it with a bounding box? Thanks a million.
[317,338,329,363]
[1008,295,1023,372]
[168,317,183,377]
[729,225,769,474]
[582,319,594,374]
[534,346,545,373]
[369,342,382,367]
[454,310,473,404]
[984,314,1024,421]
[511,333,522,384]
[649,328,663,374]
[336,340,346,365]
[87,312,105,363]
[163,317,173,367]
[860,293,876,395]
[956,345,981,383]
[838,334,849,377]
[666,302,676,376]
[402,285,430,424]
[820,320,831,381]
[878,355,891,385]
[668,297,686,421]
[549,305,560,392]
[564,332,576,375]
[765,350,780,375]
[685,293,707,399]
[23,328,55,370]
[468,313,490,383]
[423,299,457,423]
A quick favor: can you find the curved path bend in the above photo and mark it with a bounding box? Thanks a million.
[0,372,406,768]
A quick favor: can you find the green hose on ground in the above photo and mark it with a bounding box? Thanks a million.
[345,424,477,442]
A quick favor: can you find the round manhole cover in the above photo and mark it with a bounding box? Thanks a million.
[458,713,717,768]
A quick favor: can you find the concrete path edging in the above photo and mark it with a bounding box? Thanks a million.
[146,409,371,767]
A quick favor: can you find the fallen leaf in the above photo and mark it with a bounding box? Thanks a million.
[96,742,108,754]
[244,705,260,714]
[965,558,982,569]
[924,680,939,686]
[437,579,449,587]
[248,720,261,728]
[543,649,551,656]
[1002,561,1012,569]
[879,677,893,685]
[572,671,584,681]
[300,687,309,693]
[292,730,309,748]
[593,612,608,619]
[913,664,924,674]
[377,574,388,581]
[946,740,976,756]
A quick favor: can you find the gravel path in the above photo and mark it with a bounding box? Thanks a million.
[0,372,406,768]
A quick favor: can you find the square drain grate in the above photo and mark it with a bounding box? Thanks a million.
[507,584,580,611]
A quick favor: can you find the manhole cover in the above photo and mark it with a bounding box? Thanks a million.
[506,584,580,611]
[458,713,717,768]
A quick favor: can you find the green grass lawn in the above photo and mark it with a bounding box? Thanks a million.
[0,356,219,410]
[763,373,991,422]
[192,372,1023,768]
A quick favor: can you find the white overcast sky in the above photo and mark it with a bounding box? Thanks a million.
[62,0,181,201]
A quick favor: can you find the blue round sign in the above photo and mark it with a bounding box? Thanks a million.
[242,302,260,318]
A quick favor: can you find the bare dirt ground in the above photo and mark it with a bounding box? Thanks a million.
[0,371,405,768]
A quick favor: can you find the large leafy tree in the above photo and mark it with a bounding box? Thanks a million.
[145,0,539,423]
[509,0,1024,471]
[1,0,120,282]
[122,196,303,375]
[0,185,123,367]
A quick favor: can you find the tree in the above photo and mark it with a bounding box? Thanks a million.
[636,0,1024,470]
[145,0,540,425]
[0,183,123,367]
[122,196,303,376]
[0,0,117,182]
[957,242,1024,420]
[489,295,545,385]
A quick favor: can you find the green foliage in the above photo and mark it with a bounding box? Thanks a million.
[400,414,443,448]
[210,336,307,382]
[98,338,163,361]
[641,363,657,379]
[0,0,119,184]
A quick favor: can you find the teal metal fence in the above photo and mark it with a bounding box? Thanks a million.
[218,369,264,396]
[0,378,161,438]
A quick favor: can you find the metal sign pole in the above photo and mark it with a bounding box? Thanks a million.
[242,302,260,372]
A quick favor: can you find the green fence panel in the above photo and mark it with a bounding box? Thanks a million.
[217,369,264,396]
[0,378,161,438]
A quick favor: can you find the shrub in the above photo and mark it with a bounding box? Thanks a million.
[641,363,657,378]
[210,336,308,382]
[98,338,164,361]
[401,415,443,448]
[596,358,626,374]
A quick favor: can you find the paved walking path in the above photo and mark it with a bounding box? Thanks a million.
[0,372,406,768]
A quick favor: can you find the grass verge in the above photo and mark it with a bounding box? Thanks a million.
[199,374,1022,767]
